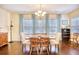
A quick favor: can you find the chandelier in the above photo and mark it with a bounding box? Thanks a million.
[35,4,46,16]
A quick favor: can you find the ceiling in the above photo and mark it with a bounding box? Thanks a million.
[0,4,79,14]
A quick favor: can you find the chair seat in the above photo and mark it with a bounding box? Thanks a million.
[22,40,30,45]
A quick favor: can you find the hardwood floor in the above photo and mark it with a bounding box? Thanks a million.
[0,41,79,55]
[60,42,79,55]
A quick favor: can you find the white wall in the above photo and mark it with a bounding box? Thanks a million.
[0,8,9,32]
[0,8,11,42]
[0,8,20,42]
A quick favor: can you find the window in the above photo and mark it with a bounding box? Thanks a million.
[71,17,79,33]
[23,15,33,35]
[48,19,58,35]
[21,14,58,35]
[35,19,46,33]
[34,15,46,34]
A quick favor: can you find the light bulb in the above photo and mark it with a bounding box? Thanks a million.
[42,12,46,16]
[37,14,40,16]
[43,12,46,14]
[38,10,42,13]
[35,12,38,15]
[35,11,46,16]
[42,14,44,16]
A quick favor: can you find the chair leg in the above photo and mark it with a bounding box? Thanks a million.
[57,44,59,54]
[30,47,32,55]
[40,48,42,54]
[40,47,43,54]
[55,44,56,53]
[47,47,49,55]
[22,44,26,53]
[73,40,75,47]
[36,47,39,55]
[49,45,52,54]
[76,41,78,47]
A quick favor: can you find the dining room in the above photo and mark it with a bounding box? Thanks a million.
[0,4,79,55]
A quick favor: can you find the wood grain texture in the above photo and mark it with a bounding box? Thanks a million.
[0,33,8,47]
[0,41,79,55]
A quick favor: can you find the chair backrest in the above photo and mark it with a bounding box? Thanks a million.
[73,33,78,39]
[40,37,50,47]
[30,37,40,47]
[20,32,25,41]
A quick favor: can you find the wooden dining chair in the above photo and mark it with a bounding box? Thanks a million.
[40,37,50,55]
[30,37,40,55]
[70,33,79,47]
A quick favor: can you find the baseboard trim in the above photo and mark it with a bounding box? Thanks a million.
[8,41,22,43]
[9,41,14,43]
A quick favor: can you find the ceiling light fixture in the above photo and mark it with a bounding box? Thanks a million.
[35,4,46,16]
